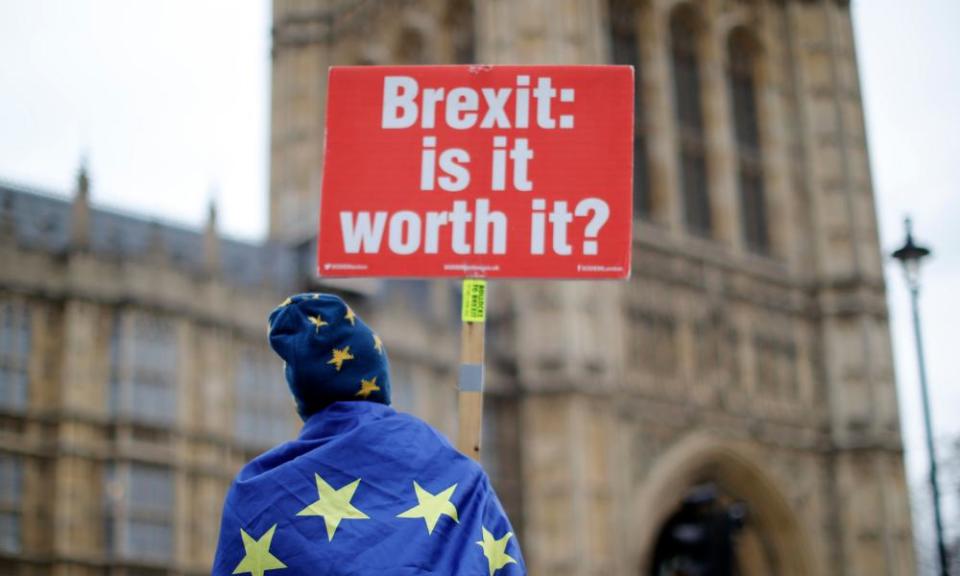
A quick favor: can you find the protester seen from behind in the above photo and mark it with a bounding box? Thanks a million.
[212,293,525,576]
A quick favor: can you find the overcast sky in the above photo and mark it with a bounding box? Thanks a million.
[0,0,271,236]
[0,0,957,537]
[852,0,960,558]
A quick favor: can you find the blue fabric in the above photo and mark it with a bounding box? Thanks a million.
[212,402,525,576]
[268,294,391,418]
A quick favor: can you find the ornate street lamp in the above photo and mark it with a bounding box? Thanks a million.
[892,217,949,576]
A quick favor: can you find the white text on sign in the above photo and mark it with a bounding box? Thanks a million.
[381,75,575,130]
[339,74,609,258]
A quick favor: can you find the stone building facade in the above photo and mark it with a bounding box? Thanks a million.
[0,0,915,575]
[269,0,915,575]
[0,172,459,576]
[0,172,311,576]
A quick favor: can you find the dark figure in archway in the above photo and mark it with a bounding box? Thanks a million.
[650,484,748,576]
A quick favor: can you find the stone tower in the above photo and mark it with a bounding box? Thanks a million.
[269,1,915,574]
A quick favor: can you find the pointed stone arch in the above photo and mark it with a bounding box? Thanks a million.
[395,26,429,64]
[444,0,476,64]
[634,433,818,575]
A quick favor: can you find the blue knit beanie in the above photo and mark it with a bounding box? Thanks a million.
[268,293,391,419]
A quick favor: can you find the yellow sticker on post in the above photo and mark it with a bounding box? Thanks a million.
[461,279,487,323]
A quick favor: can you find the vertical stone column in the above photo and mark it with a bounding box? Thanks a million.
[269,0,332,241]
[70,164,91,251]
[785,0,915,573]
[203,201,220,276]
[174,317,192,573]
[700,1,741,251]
[60,300,108,417]
[757,3,796,267]
[639,2,683,234]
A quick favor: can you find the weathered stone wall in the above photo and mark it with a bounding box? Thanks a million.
[0,0,913,574]
[268,0,914,573]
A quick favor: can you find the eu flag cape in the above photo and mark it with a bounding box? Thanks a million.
[213,401,525,576]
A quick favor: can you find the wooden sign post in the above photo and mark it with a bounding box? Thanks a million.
[457,279,487,461]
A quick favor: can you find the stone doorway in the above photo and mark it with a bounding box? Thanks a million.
[648,483,776,576]
[634,435,816,576]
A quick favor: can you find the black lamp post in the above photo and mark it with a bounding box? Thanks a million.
[892,217,948,576]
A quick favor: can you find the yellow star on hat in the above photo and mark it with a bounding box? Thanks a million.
[327,346,354,371]
[308,314,328,333]
[355,376,380,399]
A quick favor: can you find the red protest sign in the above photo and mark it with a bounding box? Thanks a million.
[317,65,633,279]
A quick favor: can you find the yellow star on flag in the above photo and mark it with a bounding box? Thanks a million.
[327,346,354,371]
[308,314,328,333]
[232,524,287,576]
[397,482,459,535]
[296,474,369,541]
[373,333,383,354]
[355,376,380,399]
[344,307,357,326]
[277,297,292,309]
[476,527,518,576]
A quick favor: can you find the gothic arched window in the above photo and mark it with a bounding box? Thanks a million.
[728,29,769,253]
[397,28,428,64]
[608,0,650,218]
[0,299,30,411]
[446,0,476,64]
[670,7,711,237]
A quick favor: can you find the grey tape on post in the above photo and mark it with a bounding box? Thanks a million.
[458,363,485,392]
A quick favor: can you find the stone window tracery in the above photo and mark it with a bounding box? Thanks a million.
[109,311,178,425]
[753,334,798,401]
[728,29,769,253]
[234,346,292,447]
[446,0,476,64]
[0,299,29,411]
[670,6,711,237]
[695,311,741,392]
[389,361,417,415]
[628,308,678,378]
[0,453,21,553]
[397,27,429,64]
[608,0,651,218]
[104,462,174,561]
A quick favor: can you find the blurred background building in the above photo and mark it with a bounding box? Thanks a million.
[0,0,915,575]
